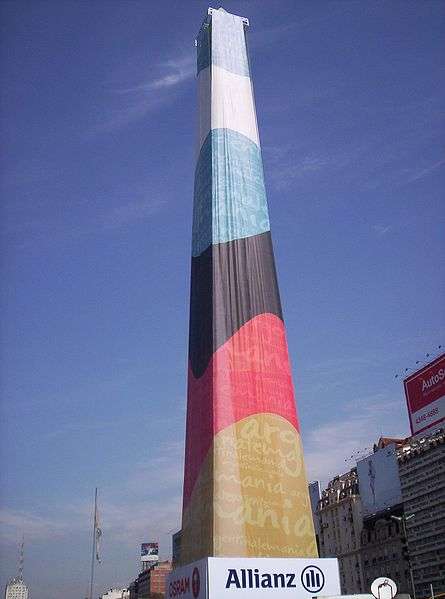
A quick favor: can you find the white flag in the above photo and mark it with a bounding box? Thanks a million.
[94,503,102,563]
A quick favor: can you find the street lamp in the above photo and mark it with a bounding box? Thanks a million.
[391,514,415,599]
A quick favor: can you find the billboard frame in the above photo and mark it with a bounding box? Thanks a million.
[141,541,159,563]
[403,353,445,436]
[357,443,402,518]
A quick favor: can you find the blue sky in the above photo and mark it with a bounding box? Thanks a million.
[1,1,444,597]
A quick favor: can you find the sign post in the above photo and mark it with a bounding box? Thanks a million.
[370,578,397,599]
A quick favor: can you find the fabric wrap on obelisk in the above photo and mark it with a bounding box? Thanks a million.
[181,8,317,564]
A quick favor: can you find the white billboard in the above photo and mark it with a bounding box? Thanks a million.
[141,542,159,563]
[166,557,340,598]
[357,444,402,518]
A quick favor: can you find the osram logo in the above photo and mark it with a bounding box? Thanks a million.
[422,368,445,392]
[168,576,190,597]
[169,568,200,598]
[192,567,200,598]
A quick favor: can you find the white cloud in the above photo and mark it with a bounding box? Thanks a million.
[372,224,392,236]
[264,94,444,193]
[102,198,166,229]
[96,54,195,133]
[117,57,195,94]
[403,158,445,184]
[0,439,184,560]
[303,393,409,487]
[264,146,349,191]
[0,509,70,543]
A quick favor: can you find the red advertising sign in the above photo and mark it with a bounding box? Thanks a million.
[404,353,445,435]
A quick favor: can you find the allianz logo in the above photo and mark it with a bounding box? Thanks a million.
[226,566,324,592]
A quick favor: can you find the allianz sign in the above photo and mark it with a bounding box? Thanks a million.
[167,557,340,598]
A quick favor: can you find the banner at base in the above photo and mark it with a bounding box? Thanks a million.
[167,557,340,598]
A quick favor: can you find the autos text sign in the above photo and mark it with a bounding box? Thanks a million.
[404,354,445,435]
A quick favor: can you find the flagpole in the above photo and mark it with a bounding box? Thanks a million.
[89,487,98,599]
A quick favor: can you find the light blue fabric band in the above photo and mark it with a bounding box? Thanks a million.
[192,129,270,257]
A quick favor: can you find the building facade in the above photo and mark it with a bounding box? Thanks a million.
[397,429,445,598]
[148,561,171,597]
[317,468,365,593]
[137,569,150,599]
[136,560,172,599]
[315,432,445,596]
[128,580,138,599]
[172,530,181,568]
[360,507,411,593]
[308,480,321,553]
[4,578,29,599]
[356,438,412,594]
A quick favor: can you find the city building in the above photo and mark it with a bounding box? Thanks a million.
[148,561,171,597]
[4,578,29,599]
[315,431,445,596]
[397,428,445,598]
[5,539,28,599]
[136,571,149,599]
[317,468,365,593]
[308,481,321,554]
[128,580,138,599]
[360,506,411,593]
[171,530,181,568]
[137,560,172,599]
[356,438,412,594]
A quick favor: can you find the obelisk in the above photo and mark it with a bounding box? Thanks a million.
[180,7,317,565]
